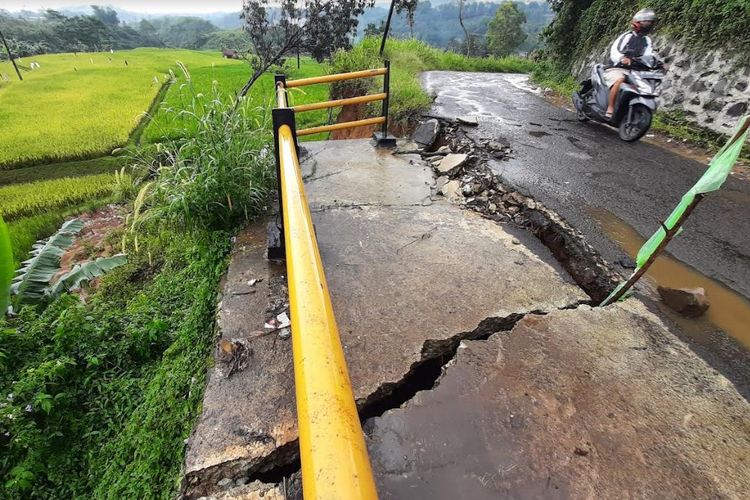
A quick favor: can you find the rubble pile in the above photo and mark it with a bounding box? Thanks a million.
[401,116,620,302]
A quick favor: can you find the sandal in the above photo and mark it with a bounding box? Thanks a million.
[605,110,613,119]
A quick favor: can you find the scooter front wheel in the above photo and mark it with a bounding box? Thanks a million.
[576,110,590,122]
[618,105,652,142]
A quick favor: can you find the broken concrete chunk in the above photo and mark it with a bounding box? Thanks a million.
[413,119,441,147]
[457,115,479,126]
[437,146,451,154]
[395,140,422,154]
[657,286,710,317]
[436,153,468,175]
[435,176,450,190]
[440,180,464,203]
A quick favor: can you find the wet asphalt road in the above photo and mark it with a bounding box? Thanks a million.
[423,71,750,300]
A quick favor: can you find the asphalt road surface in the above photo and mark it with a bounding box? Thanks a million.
[423,71,750,302]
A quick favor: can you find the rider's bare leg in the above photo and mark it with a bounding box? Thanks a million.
[607,77,625,117]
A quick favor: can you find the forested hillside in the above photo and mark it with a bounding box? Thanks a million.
[360,1,553,52]
[0,8,233,57]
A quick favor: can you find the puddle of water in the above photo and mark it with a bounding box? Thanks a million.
[587,206,750,348]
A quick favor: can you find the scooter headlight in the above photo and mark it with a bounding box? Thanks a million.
[636,79,656,95]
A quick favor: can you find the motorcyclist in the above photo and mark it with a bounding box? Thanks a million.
[605,8,658,119]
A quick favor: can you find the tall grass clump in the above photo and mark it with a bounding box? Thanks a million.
[135,66,275,232]
[331,37,536,126]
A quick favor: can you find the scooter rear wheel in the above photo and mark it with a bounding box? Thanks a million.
[618,105,652,142]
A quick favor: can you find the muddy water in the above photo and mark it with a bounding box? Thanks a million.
[588,207,750,348]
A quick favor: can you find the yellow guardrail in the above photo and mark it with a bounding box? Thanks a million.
[274,85,378,499]
[292,93,387,113]
[286,67,387,88]
[279,62,393,144]
[297,117,386,137]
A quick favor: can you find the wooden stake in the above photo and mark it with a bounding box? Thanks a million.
[600,194,705,306]
[0,29,22,81]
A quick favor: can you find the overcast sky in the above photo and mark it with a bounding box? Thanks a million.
[3,1,246,14]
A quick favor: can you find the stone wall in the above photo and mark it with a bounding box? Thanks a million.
[574,34,750,136]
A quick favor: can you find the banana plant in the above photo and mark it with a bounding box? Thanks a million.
[11,219,84,303]
[0,215,12,315]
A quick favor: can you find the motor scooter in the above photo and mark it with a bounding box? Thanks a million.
[573,55,666,142]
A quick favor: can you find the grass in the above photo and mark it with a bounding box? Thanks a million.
[0,51,279,498]
[1,232,230,499]
[0,155,128,187]
[331,37,536,126]
[0,48,245,169]
[143,56,331,143]
[529,59,579,96]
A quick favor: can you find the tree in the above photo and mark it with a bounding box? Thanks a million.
[238,0,373,99]
[91,5,119,27]
[364,21,385,37]
[136,20,163,47]
[395,0,418,38]
[487,1,527,57]
[457,0,470,56]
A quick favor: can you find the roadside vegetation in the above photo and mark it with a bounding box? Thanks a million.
[0,61,278,498]
[532,0,750,161]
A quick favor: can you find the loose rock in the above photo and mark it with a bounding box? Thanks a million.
[436,153,468,176]
[440,180,464,203]
[457,115,479,126]
[657,286,710,317]
[217,478,234,490]
[413,119,441,147]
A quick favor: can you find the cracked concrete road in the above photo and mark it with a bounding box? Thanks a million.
[367,300,750,499]
[422,71,750,303]
[184,138,750,499]
[183,139,586,497]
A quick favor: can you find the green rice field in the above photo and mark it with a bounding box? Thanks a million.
[0,49,243,169]
[0,49,330,169]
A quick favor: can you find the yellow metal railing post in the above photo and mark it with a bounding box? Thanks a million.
[270,73,378,498]
[277,124,378,499]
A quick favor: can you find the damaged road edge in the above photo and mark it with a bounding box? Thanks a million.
[413,117,622,303]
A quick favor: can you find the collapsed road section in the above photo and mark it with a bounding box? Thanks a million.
[182,138,749,499]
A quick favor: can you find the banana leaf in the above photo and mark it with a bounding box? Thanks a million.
[11,219,84,303]
[49,254,127,296]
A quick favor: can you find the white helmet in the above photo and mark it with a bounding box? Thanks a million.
[633,8,656,23]
[632,8,656,33]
